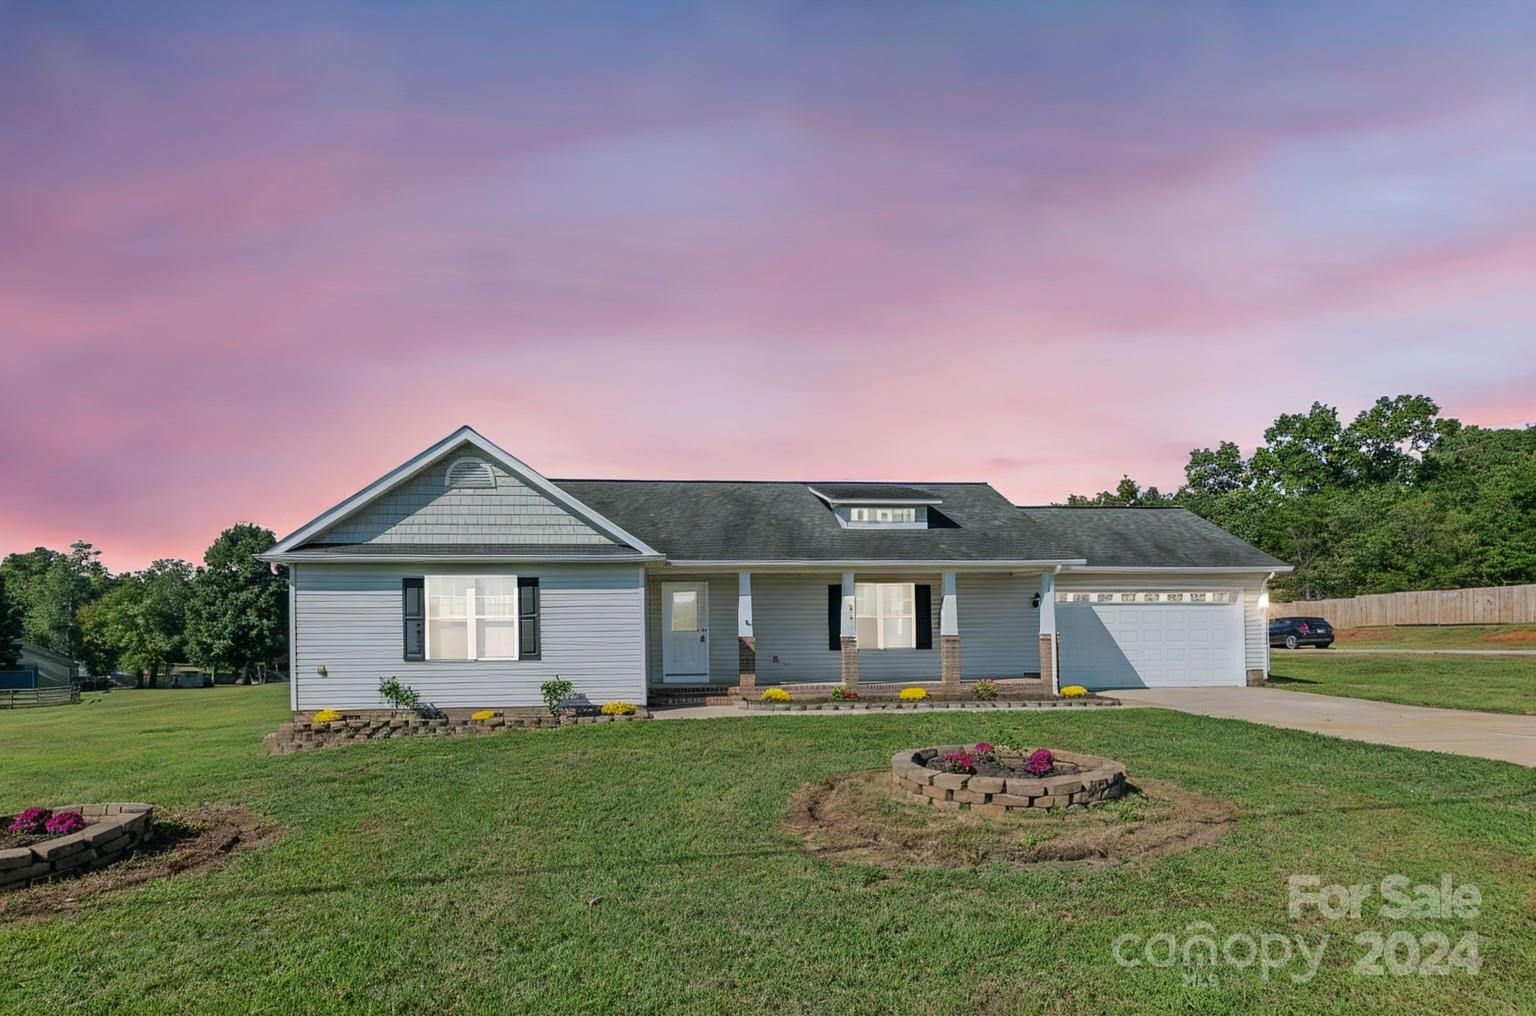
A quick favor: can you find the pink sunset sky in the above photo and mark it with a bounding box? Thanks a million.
[3,2,1534,572]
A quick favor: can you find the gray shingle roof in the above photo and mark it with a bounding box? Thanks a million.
[553,480,1081,563]
[1017,507,1289,569]
[291,543,648,559]
[807,483,941,502]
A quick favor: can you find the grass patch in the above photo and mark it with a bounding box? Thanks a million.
[1335,623,1536,650]
[1271,654,1536,714]
[1,685,1534,1012]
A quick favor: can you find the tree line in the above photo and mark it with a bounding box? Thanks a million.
[0,523,286,685]
[1065,395,1536,602]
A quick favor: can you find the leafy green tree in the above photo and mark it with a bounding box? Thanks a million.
[1064,475,1171,507]
[186,524,287,682]
[0,573,23,667]
[1066,395,1536,601]
[81,560,193,686]
[0,541,110,659]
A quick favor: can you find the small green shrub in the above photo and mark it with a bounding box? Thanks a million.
[378,676,420,711]
[541,678,574,718]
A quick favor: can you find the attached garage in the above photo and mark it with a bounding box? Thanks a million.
[1056,591,1246,690]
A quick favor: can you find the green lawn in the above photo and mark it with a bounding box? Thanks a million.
[1271,653,1536,715]
[1334,623,1536,650]
[3,686,1535,1014]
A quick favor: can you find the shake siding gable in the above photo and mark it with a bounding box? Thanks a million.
[314,457,616,547]
[293,564,644,710]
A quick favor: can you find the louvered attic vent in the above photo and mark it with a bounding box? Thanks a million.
[445,457,496,490]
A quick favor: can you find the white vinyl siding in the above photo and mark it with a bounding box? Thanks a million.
[293,563,644,709]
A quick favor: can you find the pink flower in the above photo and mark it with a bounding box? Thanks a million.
[44,811,86,835]
[974,742,994,754]
[1026,749,1055,776]
[7,807,50,834]
[942,750,976,773]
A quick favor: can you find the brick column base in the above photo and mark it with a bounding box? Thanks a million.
[940,635,961,687]
[1038,633,1056,687]
[738,636,757,690]
[1245,668,1266,687]
[840,636,859,689]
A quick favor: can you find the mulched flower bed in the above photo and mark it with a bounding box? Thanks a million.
[2,807,89,849]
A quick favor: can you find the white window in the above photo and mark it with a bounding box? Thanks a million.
[855,582,916,649]
[849,506,918,524]
[1057,589,1237,605]
[426,576,519,660]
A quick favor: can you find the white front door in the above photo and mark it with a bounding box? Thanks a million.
[662,582,710,682]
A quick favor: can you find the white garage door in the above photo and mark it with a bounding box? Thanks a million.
[1056,593,1244,689]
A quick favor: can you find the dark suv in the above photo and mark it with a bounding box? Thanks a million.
[1269,617,1334,649]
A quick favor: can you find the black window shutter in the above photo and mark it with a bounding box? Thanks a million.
[402,577,425,661]
[915,584,933,650]
[518,577,541,660]
[827,584,841,651]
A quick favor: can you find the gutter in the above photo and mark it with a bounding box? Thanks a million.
[260,552,666,565]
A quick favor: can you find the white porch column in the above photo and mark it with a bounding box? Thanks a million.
[839,571,859,688]
[736,571,755,690]
[737,571,753,637]
[1039,570,1058,693]
[939,570,961,686]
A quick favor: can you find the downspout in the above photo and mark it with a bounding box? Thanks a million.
[1044,564,1062,696]
[1260,571,1275,680]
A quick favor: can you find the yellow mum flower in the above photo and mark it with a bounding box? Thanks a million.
[600,701,637,716]
[760,687,791,703]
[1060,685,1088,698]
[470,709,496,721]
[898,687,928,702]
[311,709,342,723]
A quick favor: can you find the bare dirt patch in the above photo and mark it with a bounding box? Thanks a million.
[784,771,1235,869]
[1482,629,1536,645]
[0,805,282,921]
[1336,628,1389,642]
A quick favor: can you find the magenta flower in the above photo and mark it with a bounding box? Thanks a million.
[1026,748,1055,776]
[974,742,994,754]
[7,807,51,834]
[942,750,976,773]
[43,811,86,835]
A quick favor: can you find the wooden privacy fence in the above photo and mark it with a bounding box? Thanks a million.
[1269,583,1536,628]
[0,686,80,709]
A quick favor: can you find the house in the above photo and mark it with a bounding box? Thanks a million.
[261,426,1290,714]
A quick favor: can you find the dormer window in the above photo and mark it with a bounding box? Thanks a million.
[849,506,918,525]
[808,484,942,529]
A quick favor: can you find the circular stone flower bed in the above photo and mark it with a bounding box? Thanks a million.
[891,744,1128,812]
[1,804,156,891]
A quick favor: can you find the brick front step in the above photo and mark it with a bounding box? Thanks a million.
[745,697,1117,712]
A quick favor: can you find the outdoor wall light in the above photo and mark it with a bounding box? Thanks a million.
[1031,592,1042,609]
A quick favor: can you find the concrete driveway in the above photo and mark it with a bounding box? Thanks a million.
[1115,687,1536,767]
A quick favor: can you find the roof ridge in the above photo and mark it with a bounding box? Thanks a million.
[553,478,993,486]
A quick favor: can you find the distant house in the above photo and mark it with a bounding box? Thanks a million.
[0,642,80,690]
[262,426,1290,714]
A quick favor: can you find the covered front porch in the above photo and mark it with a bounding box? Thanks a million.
[645,567,1061,695]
